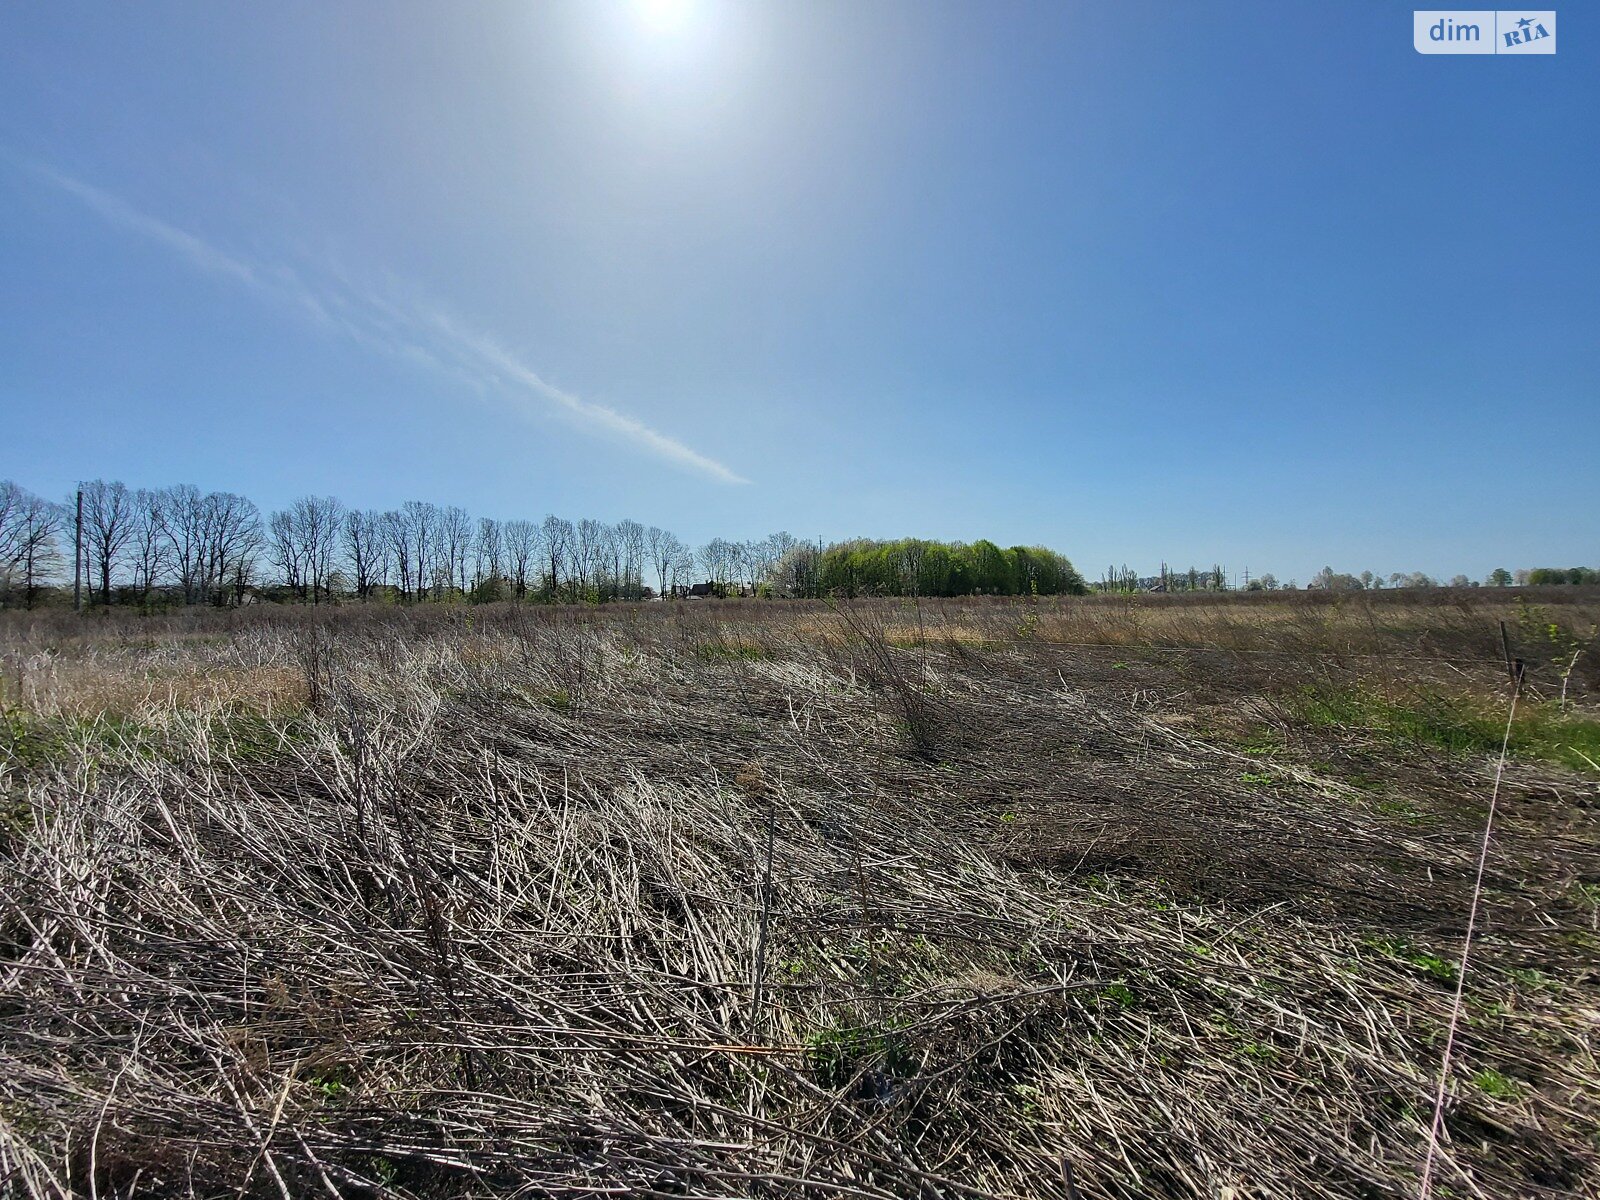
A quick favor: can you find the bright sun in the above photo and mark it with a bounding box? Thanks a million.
[633,0,693,36]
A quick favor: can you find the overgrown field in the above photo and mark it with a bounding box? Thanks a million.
[2,592,1599,1199]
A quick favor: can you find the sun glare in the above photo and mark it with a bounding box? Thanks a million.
[633,0,693,36]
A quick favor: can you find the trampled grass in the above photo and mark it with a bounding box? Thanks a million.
[1,592,1597,1199]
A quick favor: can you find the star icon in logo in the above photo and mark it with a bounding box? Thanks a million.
[1517,15,1533,28]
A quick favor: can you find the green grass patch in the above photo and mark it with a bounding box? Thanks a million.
[1009,1082,1042,1116]
[1569,881,1600,908]
[1507,966,1554,991]
[1472,1068,1523,1100]
[221,713,313,762]
[1306,759,1382,791]
[696,641,770,662]
[304,1062,358,1102]
[1237,728,1284,757]
[1371,797,1423,821]
[803,1022,915,1091]
[2,708,316,780]
[1097,982,1137,1007]
[1363,935,1458,983]
[1293,685,1600,774]
[1530,711,1600,774]
[1,708,61,774]
[2,710,164,773]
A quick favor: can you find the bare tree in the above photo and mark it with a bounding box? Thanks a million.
[157,485,211,605]
[734,541,759,595]
[440,505,473,596]
[615,519,646,600]
[402,501,437,601]
[342,509,383,599]
[269,509,304,599]
[645,526,675,599]
[772,541,821,598]
[0,482,22,591]
[301,496,345,603]
[80,480,136,604]
[542,516,573,600]
[157,487,259,606]
[0,481,63,608]
[595,523,619,601]
[267,497,341,602]
[670,542,696,597]
[203,492,263,606]
[742,534,796,595]
[475,517,503,592]
[128,489,170,604]
[382,510,413,598]
[574,518,607,600]
[503,519,540,599]
[698,537,737,596]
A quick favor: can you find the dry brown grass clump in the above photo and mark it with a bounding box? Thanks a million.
[1,597,1597,1198]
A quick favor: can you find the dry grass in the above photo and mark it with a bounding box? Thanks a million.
[4,661,307,721]
[1,594,1598,1198]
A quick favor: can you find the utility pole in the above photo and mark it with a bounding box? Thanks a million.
[73,487,83,612]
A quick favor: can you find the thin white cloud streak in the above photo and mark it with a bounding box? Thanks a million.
[28,163,750,485]
[35,164,262,289]
[416,306,750,485]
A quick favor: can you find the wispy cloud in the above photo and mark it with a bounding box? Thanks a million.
[34,164,262,289]
[25,163,750,485]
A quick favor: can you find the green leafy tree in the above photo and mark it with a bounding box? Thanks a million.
[811,537,1084,598]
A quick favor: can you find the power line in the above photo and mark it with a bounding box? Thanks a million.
[1419,668,1523,1198]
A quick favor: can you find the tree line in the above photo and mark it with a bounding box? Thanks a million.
[1524,567,1600,587]
[0,479,1090,609]
[1092,564,1587,594]
[7,477,1583,611]
[2,480,260,609]
[1301,566,1596,592]
[785,538,1087,598]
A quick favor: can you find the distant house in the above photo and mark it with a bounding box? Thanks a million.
[686,581,716,599]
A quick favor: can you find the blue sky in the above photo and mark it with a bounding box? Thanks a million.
[2,1,1594,583]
